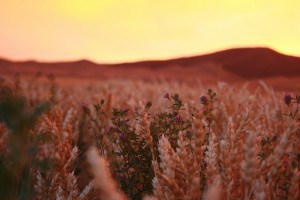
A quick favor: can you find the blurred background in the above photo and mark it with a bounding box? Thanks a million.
[0,0,299,90]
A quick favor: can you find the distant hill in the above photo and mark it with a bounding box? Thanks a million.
[106,47,300,78]
[1,47,300,81]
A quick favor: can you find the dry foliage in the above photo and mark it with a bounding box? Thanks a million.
[0,75,299,200]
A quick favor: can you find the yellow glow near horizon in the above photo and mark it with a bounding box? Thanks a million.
[0,0,299,63]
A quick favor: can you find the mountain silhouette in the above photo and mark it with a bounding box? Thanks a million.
[1,47,300,80]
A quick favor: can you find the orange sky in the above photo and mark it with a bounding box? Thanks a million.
[0,0,299,63]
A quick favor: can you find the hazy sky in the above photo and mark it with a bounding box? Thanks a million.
[0,0,299,63]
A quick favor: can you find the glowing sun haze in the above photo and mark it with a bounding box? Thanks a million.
[0,0,299,63]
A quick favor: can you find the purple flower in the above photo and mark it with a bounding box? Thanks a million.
[125,119,131,126]
[81,103,88,109]
[119,132,126,140]
[123,108,129,113]
[200,96,208,105]
[296,95,300,104]
[82,103,90,114]
[173,115,183,123]
[271,135,278,142]
[135,106,139,113]
[164,92,170,99]
[283,94,292,105]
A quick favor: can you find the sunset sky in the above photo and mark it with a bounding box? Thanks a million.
[0,0,299,63]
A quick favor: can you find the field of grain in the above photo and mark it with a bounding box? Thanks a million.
[0,75,299,200]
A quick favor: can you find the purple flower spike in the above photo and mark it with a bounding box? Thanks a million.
[81,103,88,109]
[119,132,126,140]
[200,96,208,105]
[283,94,292,105]
[174,115,183,123]
[123,108,129,113]
[164,92,170,99]
[296,95,300,104]
[82,103,90,114]
[271,135,278,142]
[125,119,131,126]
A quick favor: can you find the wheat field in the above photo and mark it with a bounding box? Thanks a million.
[0,75,299,200]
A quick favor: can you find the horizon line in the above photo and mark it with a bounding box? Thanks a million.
[1,46,299,65]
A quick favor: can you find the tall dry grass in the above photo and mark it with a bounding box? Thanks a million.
[0,75,299,200]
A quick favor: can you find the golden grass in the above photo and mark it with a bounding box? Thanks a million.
[0,76,299,200]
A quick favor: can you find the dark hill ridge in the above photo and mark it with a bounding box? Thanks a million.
[0,47,300,79]
[105,47,300,78]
